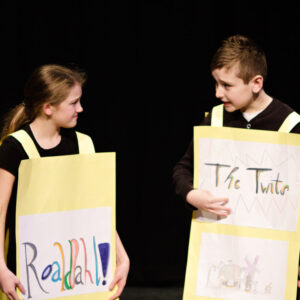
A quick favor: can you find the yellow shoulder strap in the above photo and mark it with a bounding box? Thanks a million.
[10,130,94,157]
[10,130,40,158]
[208,106,300,132]
[76,132,95,154]
[211,104,224,127]
[278,111,300,133]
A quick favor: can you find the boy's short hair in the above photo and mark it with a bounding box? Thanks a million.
[210,35,267,83]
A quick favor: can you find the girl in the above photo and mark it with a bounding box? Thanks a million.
[0,64,129,300]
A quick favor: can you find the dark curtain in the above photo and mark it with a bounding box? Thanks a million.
[1,0,300,287]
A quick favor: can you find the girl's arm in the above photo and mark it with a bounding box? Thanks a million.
[0,168,25,300]
[109,231,130,300]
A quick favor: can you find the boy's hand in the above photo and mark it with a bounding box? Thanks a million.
[0,264,26,300]
[186,189,231,216]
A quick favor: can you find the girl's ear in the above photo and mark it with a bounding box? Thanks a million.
[43,103,53,116]
[251,75,264,94]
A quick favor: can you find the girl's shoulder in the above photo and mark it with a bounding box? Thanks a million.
[0,134,28,177]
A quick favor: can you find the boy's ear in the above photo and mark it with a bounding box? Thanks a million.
[251,75,264,93]
[43,103,54,116]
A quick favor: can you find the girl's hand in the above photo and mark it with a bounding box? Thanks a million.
[109,232,130,300]
[0,265,26,300]
[186,189,231,216]
[109,256,130,300]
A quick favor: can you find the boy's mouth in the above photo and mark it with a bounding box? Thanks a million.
[222,101,231,106]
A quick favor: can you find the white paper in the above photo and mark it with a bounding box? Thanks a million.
[19,207,112,299]
[196,138,300,231]
[196,233,288,300]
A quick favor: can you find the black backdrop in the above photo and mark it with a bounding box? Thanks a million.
[1,0,300,287]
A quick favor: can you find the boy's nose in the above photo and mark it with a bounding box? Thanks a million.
[215,85,223,99]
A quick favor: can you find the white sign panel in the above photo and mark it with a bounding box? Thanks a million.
[196,233,288,300]
[19,207,112,299]
[197,138,300,231]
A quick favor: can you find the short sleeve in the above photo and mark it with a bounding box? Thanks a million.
[0,136,28,176]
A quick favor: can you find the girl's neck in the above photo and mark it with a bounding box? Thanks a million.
[29,117,61,149]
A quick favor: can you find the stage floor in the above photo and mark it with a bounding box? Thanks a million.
[122,286,183,299]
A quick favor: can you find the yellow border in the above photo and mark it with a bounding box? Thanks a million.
[183,127,300,300]
[15,153,116,300]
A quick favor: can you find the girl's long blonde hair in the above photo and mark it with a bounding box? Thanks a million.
[1,64,86,142]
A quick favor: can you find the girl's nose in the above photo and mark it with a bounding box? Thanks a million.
[77,102,83,113]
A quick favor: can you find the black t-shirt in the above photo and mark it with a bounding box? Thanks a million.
[0,124,79,272]
[0,124,79,176]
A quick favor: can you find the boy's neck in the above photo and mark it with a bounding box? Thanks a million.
[241,90,272,114]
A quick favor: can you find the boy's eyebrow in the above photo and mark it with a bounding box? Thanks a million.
[216,78,234,85]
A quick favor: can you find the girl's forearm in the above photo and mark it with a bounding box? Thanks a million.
[0,169,15,267]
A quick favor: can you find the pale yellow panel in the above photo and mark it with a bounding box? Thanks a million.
[15,153,116,300]
[184,127,300,300]
[16,153,115,214]
[194,126,300,146]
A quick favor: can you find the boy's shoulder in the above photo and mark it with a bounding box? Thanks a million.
[201,99,300,133]
[270,98,297,114]
[266,99,300,133]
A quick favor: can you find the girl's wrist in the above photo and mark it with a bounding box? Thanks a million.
[0,262,8,271]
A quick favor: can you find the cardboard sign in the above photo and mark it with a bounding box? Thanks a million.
[183,126,300,300]
[15,153,116,300]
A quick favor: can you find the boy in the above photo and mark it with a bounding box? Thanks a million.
[173,34,300,293]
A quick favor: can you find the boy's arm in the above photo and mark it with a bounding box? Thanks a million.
[173,144,231,216]
[186,189,230,216]
[172,112,213,200]
[173,113,230,216]
[172,140,194,201]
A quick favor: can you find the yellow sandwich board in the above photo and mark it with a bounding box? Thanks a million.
[183,126,300,300]
[13,151,116,300]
